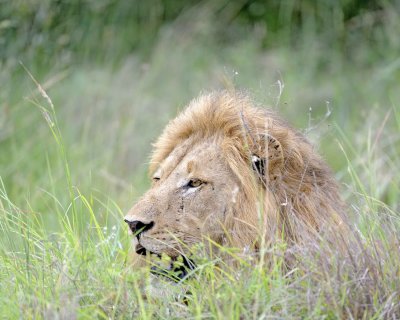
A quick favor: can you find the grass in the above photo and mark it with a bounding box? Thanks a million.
[1,1,400,318]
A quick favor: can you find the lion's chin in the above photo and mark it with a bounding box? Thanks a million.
[135,243,196,281]
[150,255,196,282]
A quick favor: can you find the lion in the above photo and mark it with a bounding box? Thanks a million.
[124,90,348,278]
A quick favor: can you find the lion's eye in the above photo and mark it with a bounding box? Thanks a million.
[186,179,203,188]
[152,177,160,183]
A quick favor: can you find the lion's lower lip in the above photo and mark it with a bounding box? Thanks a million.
[135,243,150,255]
[135,244,162,258]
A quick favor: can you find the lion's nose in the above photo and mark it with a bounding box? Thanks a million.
[124,219,154,237]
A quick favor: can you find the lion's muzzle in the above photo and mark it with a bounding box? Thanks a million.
[124,218,154,237]
[124,218,156,255]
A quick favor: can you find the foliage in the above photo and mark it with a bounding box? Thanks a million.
[1,0,397,67]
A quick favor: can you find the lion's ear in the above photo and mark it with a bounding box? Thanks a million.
[251,134,284,184]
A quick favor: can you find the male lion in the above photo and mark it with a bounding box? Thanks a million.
[124,91,347,277]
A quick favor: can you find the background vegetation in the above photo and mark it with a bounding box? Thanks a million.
[0,0,399,318]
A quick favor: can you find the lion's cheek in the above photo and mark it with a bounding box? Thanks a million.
[191,197,225,223]
[196,208,228,242]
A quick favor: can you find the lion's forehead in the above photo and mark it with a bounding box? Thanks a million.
[158,140,223,180]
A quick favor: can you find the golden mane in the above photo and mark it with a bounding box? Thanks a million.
[150,91,347,250]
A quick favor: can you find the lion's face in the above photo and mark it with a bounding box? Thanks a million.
[124,91,347,272]
[124,139,238,258]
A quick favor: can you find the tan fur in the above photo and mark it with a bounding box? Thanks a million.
[125,91,347,260]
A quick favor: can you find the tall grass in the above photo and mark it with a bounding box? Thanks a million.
[1,0,399,318]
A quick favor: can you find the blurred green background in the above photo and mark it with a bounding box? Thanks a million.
[1,0,399,228]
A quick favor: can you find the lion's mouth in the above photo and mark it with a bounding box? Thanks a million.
[135,243,150,256]
[135,243,196,281]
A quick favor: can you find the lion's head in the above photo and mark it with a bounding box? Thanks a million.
[124,91,347,269]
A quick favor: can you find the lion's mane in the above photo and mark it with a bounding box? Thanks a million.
[150,91,347,250]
